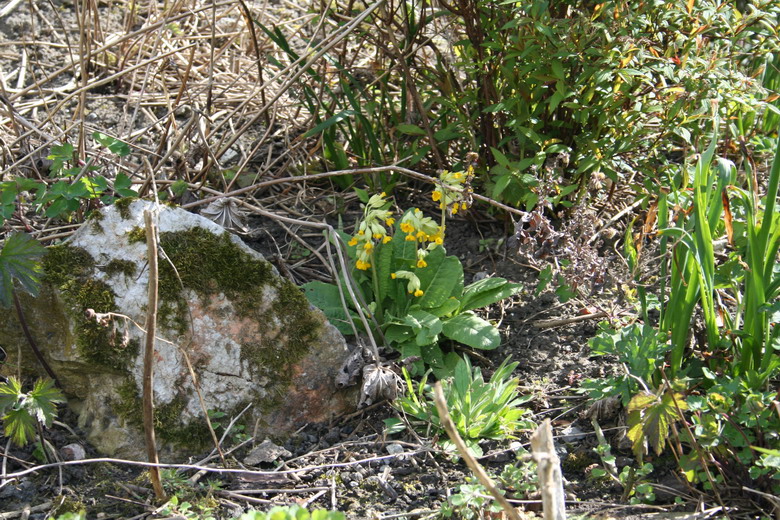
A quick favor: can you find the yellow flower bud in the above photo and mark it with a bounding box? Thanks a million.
[383,235,392,244]
[417,259,427,268]
[348,237,358,246]
[414,289,424,297]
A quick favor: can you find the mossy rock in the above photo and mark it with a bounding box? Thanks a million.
[1,200,356,459]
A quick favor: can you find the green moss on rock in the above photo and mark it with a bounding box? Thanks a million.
[113,197,137,219]
[42,245,138,371]
[127,226,146,244]
[102,259,137,278]
[114,377,244,450]
[155,228,323,382]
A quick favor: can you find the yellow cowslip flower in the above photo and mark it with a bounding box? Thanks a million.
[416,230,426,240]
[452,205,458,215]
[382,235,392,244]
[363,241,374,251]
[434,236,443,245]
[358,229,364,235]
[386,217,395,226]
[405,234,416,242]
[461,202,468,210]
[417,259,427,268]
[348,237,358,246]
[400,222,415,233]
[391,272,397,279]
[356,259,371,270]
[373,233,383,239]
[432,190,442,202]
[414,289,424,297]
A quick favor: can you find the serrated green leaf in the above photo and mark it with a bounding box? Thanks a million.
[0,233,46,307]
[0,376,22,412]
[3,407,36,446]
[627,390,686,459]
[29,378,65,426]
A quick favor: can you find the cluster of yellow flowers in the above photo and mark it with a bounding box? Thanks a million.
[431,165,474,216]
[398,208,444,269]
[347,192,394,271]
[347,156,477,297]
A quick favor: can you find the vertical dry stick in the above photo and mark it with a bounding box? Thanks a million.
[143,209,165,500]
[432,382,522,520]
[530,419,566,520]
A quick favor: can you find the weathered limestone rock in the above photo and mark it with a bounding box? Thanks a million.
[1,200,355,459]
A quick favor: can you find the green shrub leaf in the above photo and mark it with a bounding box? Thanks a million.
[0,233,46,308]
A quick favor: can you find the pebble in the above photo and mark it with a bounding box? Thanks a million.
[560,425,587,443]
[386,443,404,456]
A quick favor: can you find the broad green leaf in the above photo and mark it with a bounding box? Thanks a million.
[114,173,139,197]
[416,248,463,309]
[459,278,522,312]
[92,132,131,156]
[302,281,356,335]
[383,417,406,435]
[442,312,500,350]
[396,124,426,136]
[424,297,460,317]
[384,323,414,344]
[375,240,394,304]
[0,233,46,307]
[405,309,442,345]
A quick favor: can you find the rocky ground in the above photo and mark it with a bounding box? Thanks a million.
[0,207,680,520]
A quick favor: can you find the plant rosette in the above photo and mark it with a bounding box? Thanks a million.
[304,190,521,376]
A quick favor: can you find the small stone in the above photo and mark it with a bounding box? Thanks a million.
[243,439,292,465]
[60,443,86,461]
[560,425,587,443]
[323,427,340,444]
[385,443,404,456]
